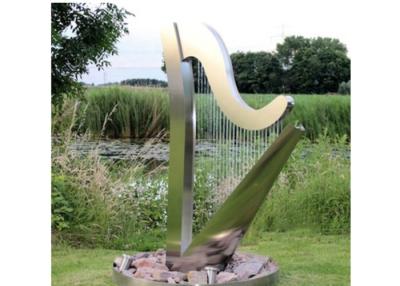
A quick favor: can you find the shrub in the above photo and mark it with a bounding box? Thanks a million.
[247,134,350,237]
[338,80,351,95]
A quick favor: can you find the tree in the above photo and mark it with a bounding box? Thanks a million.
[161,35,350,94]
[120,78,167,87]
[51,3,133,107]
[231,52,283,93]
[277,36,350,93]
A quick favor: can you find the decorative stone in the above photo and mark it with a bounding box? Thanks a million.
[216,272,238,283]
[115,249,277,284]
[247,255,268,265]
[134,252,150,259]
[233,262,264,279]
[187,271,207,284]
[266,261,278,272]
[133,267,154,280]
[132,257,157,268]
[175,272,187,283]
[152,270,174,282]
[155,249,166,256]
[133,268,186,283]
[132,257,168,270]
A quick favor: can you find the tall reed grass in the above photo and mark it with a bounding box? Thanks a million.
[243,94,350,140]
[52,140,169,250]
[56,86,350,140]
[84,86,169,138]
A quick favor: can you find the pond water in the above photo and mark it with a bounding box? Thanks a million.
[68,139,268,162]
[69,139,170,162]
[68,138,350,163]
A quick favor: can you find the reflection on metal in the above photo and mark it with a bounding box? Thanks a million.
[163,23,291,130]
[113,264,279,286]
[119,254,133,272]
[204,266,218,284]
[161,24,195,260]
[169,125,304,271]
[161,23,303,271]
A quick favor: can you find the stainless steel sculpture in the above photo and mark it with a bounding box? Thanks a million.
[113,22,304,286]
[161,23,303,270]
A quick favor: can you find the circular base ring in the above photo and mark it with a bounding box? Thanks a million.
[112,253,279,286]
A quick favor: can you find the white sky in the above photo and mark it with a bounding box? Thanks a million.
[81,0,352,84]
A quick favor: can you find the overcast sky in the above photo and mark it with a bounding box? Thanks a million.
[81,0,352,85]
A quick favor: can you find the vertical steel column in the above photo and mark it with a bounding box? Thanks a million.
[161,24,195,267]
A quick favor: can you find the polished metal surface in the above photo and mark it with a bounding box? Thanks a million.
[176,23,291,131]
[170,125,304,271]
[161,24,196,264]
[205,266,218,284]
[161,23,302,272]
[120,254,133,272]
[113,260,279,286]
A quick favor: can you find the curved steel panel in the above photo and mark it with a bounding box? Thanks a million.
[176,23,289,130]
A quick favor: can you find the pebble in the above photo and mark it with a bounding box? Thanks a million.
[133,267,154,280]
[132,257,169,271]
[216,272,238,283]
[115,249,276,284]
[234,262,264,279]
[167,277,176,284]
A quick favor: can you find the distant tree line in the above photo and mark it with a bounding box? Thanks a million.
[162,36,351,94]
[120,78,167,87]
[232,36,350,94]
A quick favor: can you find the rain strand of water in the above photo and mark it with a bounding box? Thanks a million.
[194,61,283,206]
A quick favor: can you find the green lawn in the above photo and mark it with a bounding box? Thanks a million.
[52,230,350,286]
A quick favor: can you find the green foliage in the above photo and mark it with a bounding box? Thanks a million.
[282,95,351,141]
[192,159,219,233]
[52,134,168,249]
[243,94,350,140]
[231,52,283,93]
[276,36,351,93]
[338,80,351,95]
[81,86,169,138]
[163,36,351,94]
[120,78,167,87]
[51,3,132,107]
[55,87,350,140]
[248,135,350,236]
[51,135,215,248]
[230,36,350,94]
[52,131,349,248]
[52,176,74,231]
